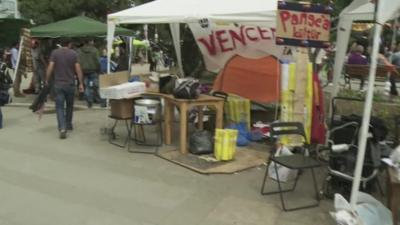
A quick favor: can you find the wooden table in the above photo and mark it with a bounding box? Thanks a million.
[147,93,224,154]
[387,167,400,224]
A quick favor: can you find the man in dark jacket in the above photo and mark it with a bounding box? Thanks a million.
[46,39,84,139]
[78,39,100,108]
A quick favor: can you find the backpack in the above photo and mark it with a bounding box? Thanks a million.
[78,47,99,73]
[173,78,200,99]
[0,62,13,90]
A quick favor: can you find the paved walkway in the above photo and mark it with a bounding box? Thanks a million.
[0,107,334,225]
[0,63,340,225]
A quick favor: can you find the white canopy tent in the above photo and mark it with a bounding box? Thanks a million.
[106,0,279,75]
[332,0,400,208]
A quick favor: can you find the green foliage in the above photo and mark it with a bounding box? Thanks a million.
[19,0,136,24]
[335,89,400,138]
[337,88,398,103]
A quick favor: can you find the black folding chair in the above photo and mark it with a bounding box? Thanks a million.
[260,122,322,211]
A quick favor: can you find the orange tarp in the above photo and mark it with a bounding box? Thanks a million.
[213,55,281,103]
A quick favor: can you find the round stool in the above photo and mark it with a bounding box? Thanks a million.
[128,97,163,152]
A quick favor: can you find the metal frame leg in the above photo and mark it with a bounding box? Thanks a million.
[108,119,118,143]
[123,120,131,146]
[376,177,384,196]
[261,162,300,195]
[133,124,147,145]
[128,121,162,154]
[260,160,271,195]
[311,168,320,202]
[108,119,130,148]
[275,161,288,211]
[261,162,320,211]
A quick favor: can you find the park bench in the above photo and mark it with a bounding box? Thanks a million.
[343,64,400,90]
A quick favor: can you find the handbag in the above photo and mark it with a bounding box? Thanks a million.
[173,78,200,99]
[159,74,177,94]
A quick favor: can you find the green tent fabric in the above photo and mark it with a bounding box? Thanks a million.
[31,16,132,38]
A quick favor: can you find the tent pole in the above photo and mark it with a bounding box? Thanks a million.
[331,19,352,99]
[169,23,184,77]
[128,36,133,74]
[349,2,381,209]
[106,20,116,74]
[14,36,24,81]
[144,24,148,64]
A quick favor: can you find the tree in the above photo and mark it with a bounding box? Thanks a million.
[19,0,136,25]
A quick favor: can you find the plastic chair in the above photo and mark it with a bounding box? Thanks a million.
[260,122,322,211]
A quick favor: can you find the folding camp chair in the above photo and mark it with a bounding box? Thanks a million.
[260,122,322,211]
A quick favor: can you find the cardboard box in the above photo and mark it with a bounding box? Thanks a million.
[109,99,134,119]
[100,71,132,118]
[99,71,130,88]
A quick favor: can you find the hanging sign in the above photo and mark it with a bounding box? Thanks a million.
[189,20,284,72]
[276,1,332,48]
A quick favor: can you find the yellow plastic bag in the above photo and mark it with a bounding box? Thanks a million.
[214,129,238,161]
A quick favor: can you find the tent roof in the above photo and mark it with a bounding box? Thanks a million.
[340,0,400,23]
[108,0,277,24]
[31,16,133,38]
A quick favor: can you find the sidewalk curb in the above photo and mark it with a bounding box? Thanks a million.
[5,102,109,111]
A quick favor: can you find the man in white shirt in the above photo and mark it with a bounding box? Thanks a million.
[10,42,18,69]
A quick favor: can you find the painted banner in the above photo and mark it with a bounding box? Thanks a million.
[189,20,284,72]
[276,1,332,48]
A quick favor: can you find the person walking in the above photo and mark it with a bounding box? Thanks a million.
[46,39,84,139]
[24,40,47,94]
[77,39,100,108]
[116,42,129,71]
[378,45,399,97]
[0,54,13,129]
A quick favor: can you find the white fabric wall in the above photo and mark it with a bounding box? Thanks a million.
[106,0,278,75]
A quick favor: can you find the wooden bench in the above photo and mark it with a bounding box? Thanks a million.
[343,64,399,90]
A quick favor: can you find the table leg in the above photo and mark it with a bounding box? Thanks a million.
[197,106,204,130]
[180,103,188,154]
[388,174,392,211]
[392,186,399,225]
[392,195,399,225]
[215,102,224,129]
[164,100,173,145]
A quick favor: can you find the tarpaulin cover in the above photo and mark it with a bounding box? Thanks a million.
[31,16,132,38]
